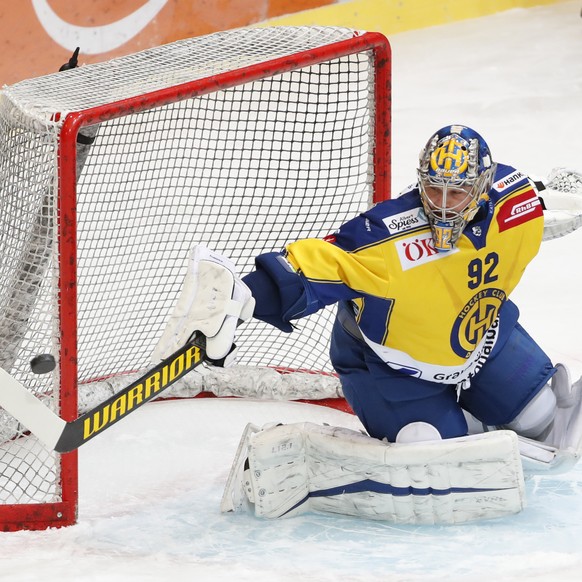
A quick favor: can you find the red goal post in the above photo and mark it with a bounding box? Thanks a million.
[0,26,391,530]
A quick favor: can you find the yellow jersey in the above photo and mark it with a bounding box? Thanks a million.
[283,164,544,385]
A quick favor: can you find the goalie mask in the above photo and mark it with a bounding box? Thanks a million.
[418,125,496,252]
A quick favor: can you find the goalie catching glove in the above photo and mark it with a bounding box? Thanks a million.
[152,245,255,363]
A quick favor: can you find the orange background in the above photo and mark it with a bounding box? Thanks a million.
[0,0,334,86]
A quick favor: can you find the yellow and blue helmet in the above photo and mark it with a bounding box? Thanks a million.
[418,125,496,252]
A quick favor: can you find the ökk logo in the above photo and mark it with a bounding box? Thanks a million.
[396,232,456,270]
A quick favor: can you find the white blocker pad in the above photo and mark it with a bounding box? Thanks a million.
[152,245,254,361]
[221,422,526,525]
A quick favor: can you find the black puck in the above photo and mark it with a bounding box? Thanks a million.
[30,354,56,374]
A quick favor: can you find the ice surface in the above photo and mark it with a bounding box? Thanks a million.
[2,2,582,580]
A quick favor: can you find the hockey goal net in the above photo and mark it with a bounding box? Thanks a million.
[0,26,391,530]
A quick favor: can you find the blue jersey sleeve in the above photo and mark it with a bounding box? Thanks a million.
[242,252,307,332]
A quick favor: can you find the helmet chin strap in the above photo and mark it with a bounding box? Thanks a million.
[432,220,455,252]
[421,181,467,252]
[430,193,490,252]
[433,182,459,252]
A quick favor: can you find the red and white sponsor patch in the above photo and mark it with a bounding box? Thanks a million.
[496,190,543,232]
[323,233,337,243]
[396,231,457,270]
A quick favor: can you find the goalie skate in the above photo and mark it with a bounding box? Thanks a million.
[220,422,261,513]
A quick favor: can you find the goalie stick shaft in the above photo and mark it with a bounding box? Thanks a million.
[0,333,209,453]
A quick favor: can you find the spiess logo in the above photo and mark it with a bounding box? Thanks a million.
[382,208,428,234]
[450,288,506,358]
[396,232,456,270]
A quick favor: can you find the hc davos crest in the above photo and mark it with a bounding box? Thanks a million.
[450,288,506,358]
[430,136,469,178]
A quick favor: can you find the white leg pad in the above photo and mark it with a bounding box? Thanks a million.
[221,422,526,525]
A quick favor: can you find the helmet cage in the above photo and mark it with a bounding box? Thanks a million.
[417,129,496,251]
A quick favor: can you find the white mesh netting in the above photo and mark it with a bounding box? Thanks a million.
[0,26,387,524]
